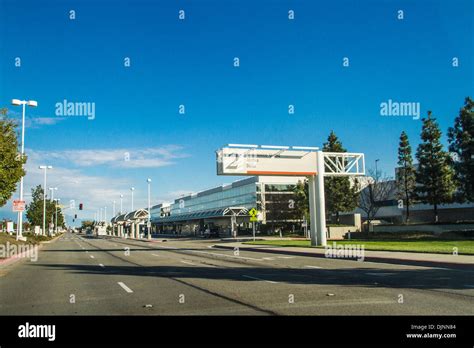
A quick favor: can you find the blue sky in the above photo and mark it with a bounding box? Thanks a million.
[0,0,473,224]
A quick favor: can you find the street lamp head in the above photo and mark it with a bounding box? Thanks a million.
[120,194,123,198]
[147,178,152,183]
[11,99,23,106]
[131,187,135,191]
[27,100,38,107]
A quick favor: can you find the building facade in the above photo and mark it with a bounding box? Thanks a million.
[150,176,305,237]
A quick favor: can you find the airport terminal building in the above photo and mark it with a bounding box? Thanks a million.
[150,176,305,237]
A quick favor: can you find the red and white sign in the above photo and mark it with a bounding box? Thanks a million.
[13,200,26,212]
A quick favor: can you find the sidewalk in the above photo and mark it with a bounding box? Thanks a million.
[213,242,474,270]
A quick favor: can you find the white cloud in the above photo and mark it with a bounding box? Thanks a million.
[0,145,190,221]
[27,145,188,168]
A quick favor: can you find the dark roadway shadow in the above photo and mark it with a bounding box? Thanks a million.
[30,262,474,291]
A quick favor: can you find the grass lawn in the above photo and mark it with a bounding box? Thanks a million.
[244,239,474,255]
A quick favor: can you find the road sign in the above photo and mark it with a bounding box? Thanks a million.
[217,146,318,176]
[249,208,258,222]
[13,200,26,212]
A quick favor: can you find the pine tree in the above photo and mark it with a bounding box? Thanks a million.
[415,111,456,222]
[448,96,474,202]
[322,131,359,223]
[396,131,416,223]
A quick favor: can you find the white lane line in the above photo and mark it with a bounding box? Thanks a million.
[90,255,95,259]
[262,257,276,260]
[151,253,161,257]
[154,245,177,250]
[365,273,394,276]
[304,265,322,269]
[278,256,294,259]
[117,282,133,293]
[99,264,105,267]
[180,260,195,266]
[242,275,278,284]
[191,250,262,261]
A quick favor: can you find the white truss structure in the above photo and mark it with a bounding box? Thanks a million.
[323,152,365,176]
[216,145,366,246]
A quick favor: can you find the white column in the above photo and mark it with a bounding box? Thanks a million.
[315,151,327,246]
[308,175,318,246]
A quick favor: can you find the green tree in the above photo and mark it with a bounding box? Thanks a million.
[322,131,359,223]
[415,111,456,222]
[396,131,416,223]
[293,179,309,221]
[25,185,65,231]
[0,109,26,207]
[448,96,474,202]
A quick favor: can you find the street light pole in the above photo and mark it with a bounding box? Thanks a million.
[147,178,151,240]
[112,200,116,217]
[120,194,123,214]
[55,198,60,234]
[130,187,135,211]
[39,165,52,236]
[49,187,57,229]
[11,99,37,240]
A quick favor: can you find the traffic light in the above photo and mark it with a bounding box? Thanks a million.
[74,214,77,219]
[79,203,83,210]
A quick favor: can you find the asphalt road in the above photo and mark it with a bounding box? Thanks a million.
[0,232,473,315]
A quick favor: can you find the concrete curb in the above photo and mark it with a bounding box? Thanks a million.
[213,244,474,270]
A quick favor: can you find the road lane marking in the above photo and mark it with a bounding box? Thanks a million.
[151,253,161,257]
[99,264,105,267]
[365,273,394,276]
[242,275,278,284]
[180,260,195,265]
[262,257,276,260]
[90,255,95,259]
[304,265,322,269]
[278,256,294,259]
[118,282,133,293]
[191,250,262,261]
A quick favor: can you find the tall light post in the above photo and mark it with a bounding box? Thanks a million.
[147,178,152,240]
[12,98,37,240]
[39,165,52,236]
[54,198,60,234]
[112,200,116,217]
[104,206,107,224]
[100,208,103,222]
[120,194,123,214]
[49,187,57,228]
[130,187,135,211]
[375,159,380,179]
